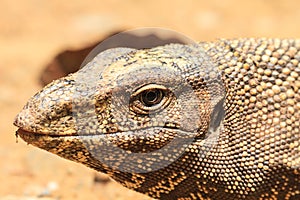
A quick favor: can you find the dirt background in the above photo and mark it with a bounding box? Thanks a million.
[1,0,300,199]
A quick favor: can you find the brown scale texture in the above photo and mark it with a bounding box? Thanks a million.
[14,39,299,199]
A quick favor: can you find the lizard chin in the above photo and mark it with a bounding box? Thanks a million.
[16,126,198,174]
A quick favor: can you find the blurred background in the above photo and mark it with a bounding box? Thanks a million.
[1,0,300,199]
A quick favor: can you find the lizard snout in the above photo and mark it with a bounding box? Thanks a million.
[14,75,78,136]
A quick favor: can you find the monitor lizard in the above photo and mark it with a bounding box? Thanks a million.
[14,38,300,200]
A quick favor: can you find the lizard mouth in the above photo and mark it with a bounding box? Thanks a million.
[16,128,78,143]
[16,126,194,157]
[16,125,183,143]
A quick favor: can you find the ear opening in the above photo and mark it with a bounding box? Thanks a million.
[209,97,225,132]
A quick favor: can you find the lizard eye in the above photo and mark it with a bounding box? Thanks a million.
[140,89,163,107]
[130,84,172,114]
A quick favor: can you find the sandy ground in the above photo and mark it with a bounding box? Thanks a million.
[1,0,300,199]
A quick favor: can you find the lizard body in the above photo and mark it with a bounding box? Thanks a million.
[14,38,300,199]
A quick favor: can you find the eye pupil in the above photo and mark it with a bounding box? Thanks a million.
[146,91,157,102]
[141,89,163,106]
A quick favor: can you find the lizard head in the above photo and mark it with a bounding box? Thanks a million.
[14,43,226,198]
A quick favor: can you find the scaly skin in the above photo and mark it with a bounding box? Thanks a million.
[14,39,300,199]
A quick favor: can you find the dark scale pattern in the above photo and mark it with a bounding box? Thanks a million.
[14,39,299,199]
